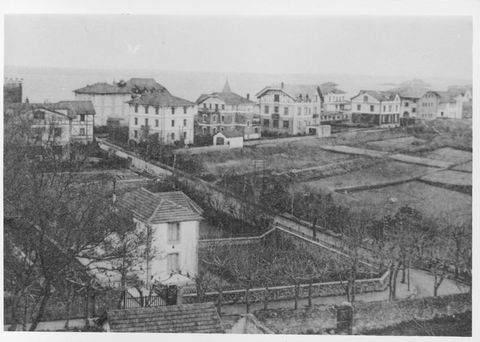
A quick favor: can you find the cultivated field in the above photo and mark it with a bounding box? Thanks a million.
[453,161,472,173]
[416,147,472,165]
[366,136,426,152]
[200,141,355,177]
[347,181,471,221]
[420,170,472,187]
[301,161,436,191]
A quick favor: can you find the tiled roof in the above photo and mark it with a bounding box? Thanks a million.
[256,84,321,101]
[196,92,255,106]
[128,92,194,107]
[104,302,225,333]
[353,90,398,102]
[52,101,96,116]
[216,129,244,138]
[117,188,203,224]
[387,86,429,99]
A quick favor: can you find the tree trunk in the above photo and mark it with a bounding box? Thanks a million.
[294,282,299,310]
[263,287,269,310]
[308,279,313,308]
[245,286,250,313]
[391,262,401,301]
[401,255,406,284]
[29,281,52,331]
[64,285,74,330]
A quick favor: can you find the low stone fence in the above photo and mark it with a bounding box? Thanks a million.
[254,292,471,335]
[181,270,389,306]
[198,228,275,248]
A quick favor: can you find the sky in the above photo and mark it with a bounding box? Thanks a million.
[4,15,473,79]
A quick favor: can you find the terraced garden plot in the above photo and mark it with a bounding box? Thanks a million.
[366,136,426,152]
[420,170,472,187]
[416,147,472,165]
[453,161,472,173]
[348,181,471,221]
[200,143,356,177]
[301,161,436,191]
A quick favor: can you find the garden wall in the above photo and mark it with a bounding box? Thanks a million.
[198,228,275,248]
[254,292,471,335]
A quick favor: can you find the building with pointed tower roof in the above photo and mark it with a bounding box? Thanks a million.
[195,79,261,141]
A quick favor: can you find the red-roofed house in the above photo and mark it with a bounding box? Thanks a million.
[117,188,203,287]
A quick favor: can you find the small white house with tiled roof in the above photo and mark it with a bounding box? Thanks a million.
[117,188,203,287]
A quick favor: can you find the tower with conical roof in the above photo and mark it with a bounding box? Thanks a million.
[222,78,232,93]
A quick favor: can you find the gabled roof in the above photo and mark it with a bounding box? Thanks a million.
[352,90,399,102]
[196,80,255,106]
[387,86,429,99]
[436,91,460,104]
[51,101,96,116]
[117,188,203,224]
[256,84,321,101]
[215,129,244,138]
[74,78,169,95]
[102,302,224,333]
[128,92,194,107]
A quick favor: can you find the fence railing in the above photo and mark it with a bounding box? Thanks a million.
[123,295,166,309]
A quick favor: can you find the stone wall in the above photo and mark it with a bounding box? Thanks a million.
[254,293,471,335]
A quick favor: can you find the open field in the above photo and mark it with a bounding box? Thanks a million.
[415,147,472,165]
[301,161,436,191]
[200,141,355,177]
[366,136,426,152]
[420,170,472,187]
[347,181,471,221]
[452,161,472,173]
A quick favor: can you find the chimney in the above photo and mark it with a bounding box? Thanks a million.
[281,82,284,89]
[246,93,250,100]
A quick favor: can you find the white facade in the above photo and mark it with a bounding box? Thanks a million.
[74,92,131,127]
[213,132,244,148]
[129,104,196,145]
[134,219,199,285]
[350,92,401,127]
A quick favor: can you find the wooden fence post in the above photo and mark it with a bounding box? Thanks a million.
[308,279,313,308]
[216,288,223,315]
[245,285,250,314]
[294,282,299,310]
[84,290,90,327]
[263,287,269,310]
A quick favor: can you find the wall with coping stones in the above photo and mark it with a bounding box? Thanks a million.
[254,293,471,335]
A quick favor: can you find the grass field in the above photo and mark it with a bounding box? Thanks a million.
[421,170,472,187]
[416,147,472,165]
[347,181,471,221]
[366,136,426,152]
[301,161,436,191]
[200,141,355,177]
[452,161,472,173]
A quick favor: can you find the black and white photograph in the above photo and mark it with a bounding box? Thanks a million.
[1,0,477,339]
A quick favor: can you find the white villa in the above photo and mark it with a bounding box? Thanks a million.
[350,90,401,127]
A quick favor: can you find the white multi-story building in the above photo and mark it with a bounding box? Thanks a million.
[350,90,401,127]
[319,82,350,122]
[127,90,196,145]
[74,78,169,127]
[256,83,322,135]
[118,187,203,287]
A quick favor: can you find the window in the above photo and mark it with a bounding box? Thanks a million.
[183,132,187,140]
[134,130,138,138]
[134,105,138,113]
[80,128,85,136]
[171,132,175,140]
[357,104,361,110]
[183,106,187,114]
[54,127,62,137]
[221,104,225,110]
[168,223,180,243]
[203,103,207,109]
[247,120,250,126]
[274,106,279,114]
[273,119,279,128]
[167,253,180,273]
[155,107,159,115]
[134,117,138,125]
[412,108,416,113]
[220,127,224,131]
[297,108,301,115]
[144,106,149,114]
[80,114,85,122]
[221,115,225,123]
[389,105,392,112]
[283,120,290,128]
[212,115,217,123]
[264,106,269,114]
[370,105,374,112]
[284,107,289,115]
[383,106,386,112]
[33,110,45,120]
[215,104,219,111]
[405,102,409,107]
[183,119,187,127]
[171,119,175,127]
[263,119,270,126]
[274,94,280,102]
[155,119,159,127]
[145,118,149,126]
[171,107,176,114]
